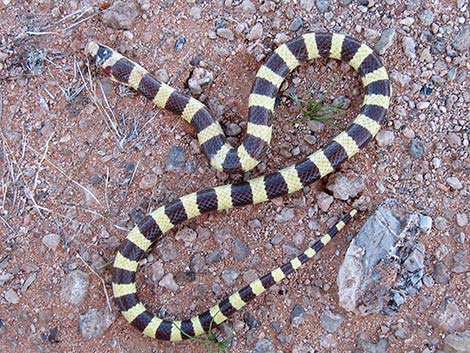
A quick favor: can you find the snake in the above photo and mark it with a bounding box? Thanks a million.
[86,32,390,341]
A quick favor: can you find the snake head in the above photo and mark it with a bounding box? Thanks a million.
[85,41,114,75]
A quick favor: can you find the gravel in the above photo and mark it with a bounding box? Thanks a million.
[190,6,202,20]
[358,336,388,353]
[150,261,164,282]
[174,36,186,51]
[226,123,242,136]
[175,228,197,246]
[139,174,157,190]
[247,23,263,40]
[188,67,214,96]
[419,215,433,233]
[456,213,468,227]
[418,9,435,25]
[300,0,315,11]
[155,68,169,83]
[190,253,205,273]
[432,298,465,332]
[244,314,260,329]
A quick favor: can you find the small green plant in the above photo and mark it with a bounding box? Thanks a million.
[174,315,230,353]
[289,77,346,130]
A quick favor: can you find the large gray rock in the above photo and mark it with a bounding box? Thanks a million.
[443,331,470,353]
[337,199,425,314]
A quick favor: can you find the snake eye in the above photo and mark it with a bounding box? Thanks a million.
[96,45,112,65]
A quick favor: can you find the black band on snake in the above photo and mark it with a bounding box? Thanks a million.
[86,32,390,341]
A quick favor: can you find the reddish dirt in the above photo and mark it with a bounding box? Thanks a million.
[0,1,469,353]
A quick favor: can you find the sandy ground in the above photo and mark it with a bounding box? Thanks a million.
[0,1,469,353]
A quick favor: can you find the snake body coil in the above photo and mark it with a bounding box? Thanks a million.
[86,32,390,341]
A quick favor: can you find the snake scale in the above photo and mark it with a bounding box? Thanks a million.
[86,32,390,341]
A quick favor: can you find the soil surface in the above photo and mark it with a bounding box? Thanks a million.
[0,1,469,353]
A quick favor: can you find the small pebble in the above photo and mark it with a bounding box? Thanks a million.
[252,339,275,353]
[166,146,185,172]
[433,262,450,284]
[216,28,235,40]
[374,28,396,55]
[316,192,333,212]
[4,288,20,304]
[232,239,250,260]
[275,208,295,223]
[247,23,263,41]
[190,6,202,20]
[375,130,395,146]
[419,215,432,233]
[42,233,61,251]
[79,309,115,339]
[174,36,186,51]
[456,213,468,227]
[435,216,448,231]
[221,269,240,285]
[139,174,157,190]
[226,123,242,136]
[290,304,306,327]
[150,261,164,282]
[155,69,169,83]
[315,0,330,12]
[446,177,462,190]
[289,17,304,32]
[244,315,260,329]
[402,36,417,59]
[60,270,89,305]
[159,273,179,291]
[443,331,470,353]
[419,9,435,26]
[417,102,430,110]
[409,139,425,159]
[207,248,222,263]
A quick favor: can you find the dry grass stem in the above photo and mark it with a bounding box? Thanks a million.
[77,252,113,313]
